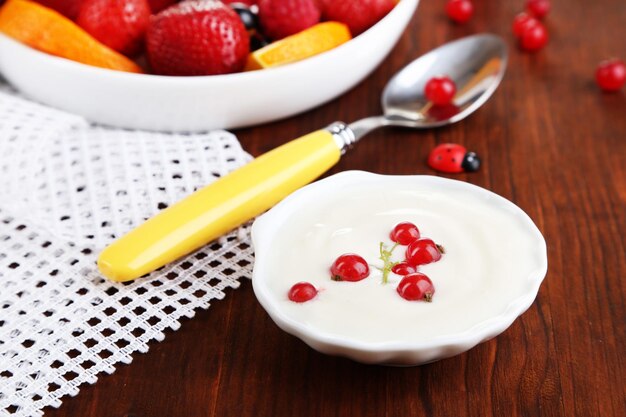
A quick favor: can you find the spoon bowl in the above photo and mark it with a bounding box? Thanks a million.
[349,34,508,139]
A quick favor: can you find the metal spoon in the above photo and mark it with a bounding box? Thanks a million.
[98,34,508,282]
[339,33,508,147]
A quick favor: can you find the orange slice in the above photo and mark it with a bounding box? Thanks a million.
[0,0,142,73]
[245,22,352,71]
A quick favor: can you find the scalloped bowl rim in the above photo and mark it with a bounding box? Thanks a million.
[251,171,548,361]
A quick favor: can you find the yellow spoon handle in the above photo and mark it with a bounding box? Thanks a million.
[98,125,349,282]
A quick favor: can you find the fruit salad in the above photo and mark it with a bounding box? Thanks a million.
[0,0,399,75]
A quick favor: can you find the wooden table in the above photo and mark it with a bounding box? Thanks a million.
[46,0,626,415]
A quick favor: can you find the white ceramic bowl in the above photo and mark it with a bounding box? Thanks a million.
[251,171,548,365]
[0,0,418,132]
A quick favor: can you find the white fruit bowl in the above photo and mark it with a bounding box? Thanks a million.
[251,171,548,366]
[0,0,418,132]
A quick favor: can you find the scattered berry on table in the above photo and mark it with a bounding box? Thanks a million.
[76,0,150,57]
[424,76,457,106]
[146,0,249,76]
[427,143,481,173]
[445,0,474,24]
[330,254,370,282]
[257,0,320,40]
[288,282,318,302]
[519,21,548,52]
[396,273,435,302]
[390,222,421,245]
[595,59,626,92]
[391,262,417,276]
[526,0,550,19]
[321,0,396,36]
[512,12,539,38]
[406,238,444,266]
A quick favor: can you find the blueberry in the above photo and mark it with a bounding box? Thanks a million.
[230,3,258,31]
[461,152,481,172]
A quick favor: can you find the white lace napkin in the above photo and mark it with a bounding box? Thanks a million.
[0,87,255,417]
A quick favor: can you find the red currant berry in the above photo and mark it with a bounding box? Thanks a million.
[406,239,444,266]
[512,13,539,38]
[391,262,417,276]
[330,254,370,282]
[390,222,421,245]
[287,282,318,303]
[424,76,456,106]
[519,22,548,52]
[396,273,435,302]
[526,0,550,19]
[595,59,626,92]
[445,0,473,24]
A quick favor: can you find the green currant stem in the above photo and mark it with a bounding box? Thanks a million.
[379,242,399,284]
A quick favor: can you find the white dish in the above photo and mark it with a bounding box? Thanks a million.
[0,0,418,132]
[251,171,548,365]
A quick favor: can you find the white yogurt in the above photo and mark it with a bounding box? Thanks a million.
[262,182,544,345]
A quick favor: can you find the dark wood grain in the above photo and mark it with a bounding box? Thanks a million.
[44,0,626,415]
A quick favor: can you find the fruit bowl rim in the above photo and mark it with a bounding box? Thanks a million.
[0,0,417,82]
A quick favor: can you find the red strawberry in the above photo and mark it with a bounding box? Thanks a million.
[321,0,395,36]
[257,0,321,40]
[36,0,84,19]
[77,0,151,57]
[146,0,250,76]
[314,0,328,9]
[147,0,177,13]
